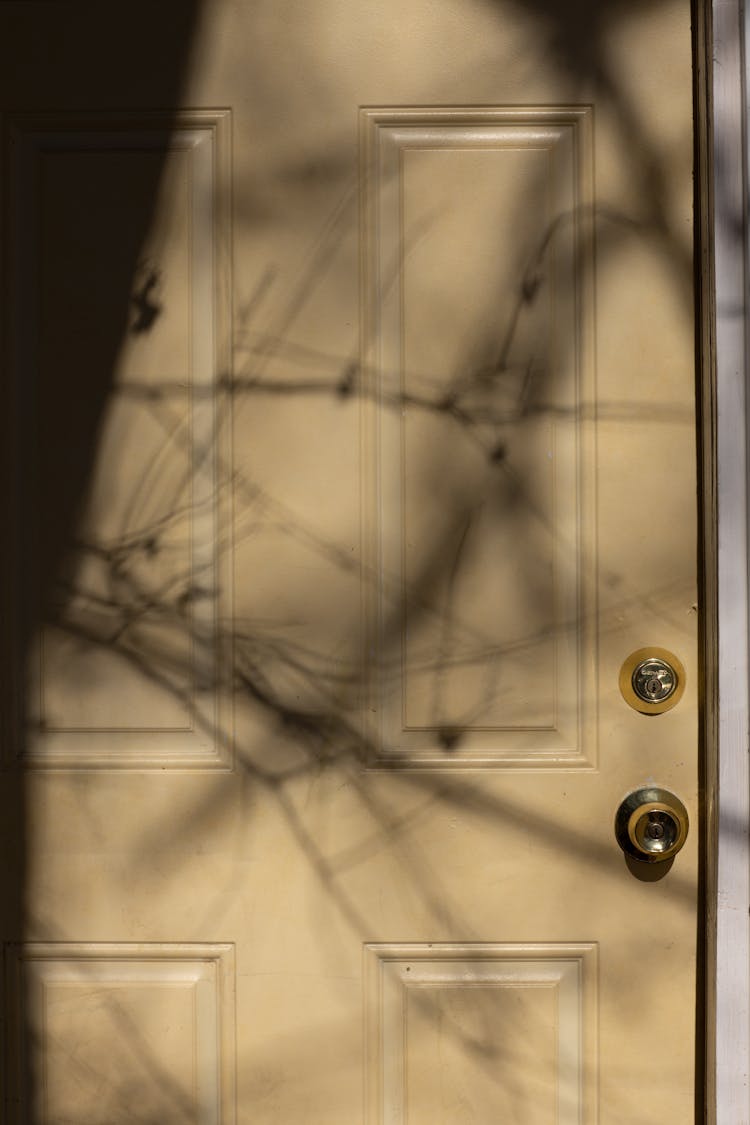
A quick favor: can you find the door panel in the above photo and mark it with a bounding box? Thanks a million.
[7,943,236,1125]
[13,113,231,768]
[2,1,699,1122]
[364,943,598,1123]
[361,106,595,766]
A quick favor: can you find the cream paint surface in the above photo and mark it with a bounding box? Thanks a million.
[3,0,698,1121]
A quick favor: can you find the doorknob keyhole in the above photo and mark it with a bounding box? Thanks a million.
[615,788,689,863]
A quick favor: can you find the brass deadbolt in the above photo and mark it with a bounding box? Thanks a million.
[615,787,689,863]
[619,647,685,714]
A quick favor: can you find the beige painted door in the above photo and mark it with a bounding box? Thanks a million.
[2,1,699,1121]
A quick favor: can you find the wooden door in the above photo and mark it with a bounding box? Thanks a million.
[1,0,700,1121]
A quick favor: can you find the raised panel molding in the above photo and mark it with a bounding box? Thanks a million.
[8,112,233,768]
[4,942,236,1124]
[364,942,597,1124]
[360,107,596,768]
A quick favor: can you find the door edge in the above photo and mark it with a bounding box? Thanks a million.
[699,0,750,1119]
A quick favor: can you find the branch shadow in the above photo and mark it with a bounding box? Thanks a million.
[1,0,713,1120]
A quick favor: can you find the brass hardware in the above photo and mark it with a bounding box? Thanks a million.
[632,658,676,703]
[615,787,689,863]
[619,647,685,714]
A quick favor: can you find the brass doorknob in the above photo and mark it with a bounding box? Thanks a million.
[614,787,689,863]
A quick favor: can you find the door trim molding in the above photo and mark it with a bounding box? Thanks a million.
[704,0,750,1118]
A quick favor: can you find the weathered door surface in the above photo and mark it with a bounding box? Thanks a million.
[1,0,699,1121]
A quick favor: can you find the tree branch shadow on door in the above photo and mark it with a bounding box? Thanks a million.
[3,0,725,1121]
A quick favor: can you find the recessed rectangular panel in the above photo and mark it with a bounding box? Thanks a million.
[405,982,558,1122]
[360,108,596,767]
[5,943,236,1125]
[364,942,597,1124]
[10,114,232,767]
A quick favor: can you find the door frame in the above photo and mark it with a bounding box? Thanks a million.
[703,0,750,1119]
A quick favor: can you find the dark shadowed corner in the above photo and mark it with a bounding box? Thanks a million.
[1,3,204,1119]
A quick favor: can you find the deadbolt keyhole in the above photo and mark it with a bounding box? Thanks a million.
[619,649,686,714]
[632,659,677,704]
